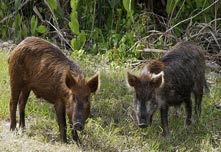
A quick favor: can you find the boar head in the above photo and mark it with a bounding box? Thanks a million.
[127,66,164,128]
[65,71,100,131]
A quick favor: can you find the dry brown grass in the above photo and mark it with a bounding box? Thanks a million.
[0,120,81,152]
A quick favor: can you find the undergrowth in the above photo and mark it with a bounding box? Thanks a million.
[0,50,221,151]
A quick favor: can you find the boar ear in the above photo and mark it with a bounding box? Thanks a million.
[150,71,164,88]
[87,72,100,93]
[65,71,77,89]
[141,65,149,75]
[127,72,138,87]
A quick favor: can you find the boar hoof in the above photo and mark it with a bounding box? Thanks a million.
[72,130,81,146]
[161,130,169,137]
[61,138,68,144]
[161,132,167,137]
[186,119,192,126]
[73,135,81,146]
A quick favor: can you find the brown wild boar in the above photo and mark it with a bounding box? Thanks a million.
[8,37,100,143]
[127,42,206,136]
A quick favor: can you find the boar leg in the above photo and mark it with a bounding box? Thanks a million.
[55,103,67,143]
[185,97,192,125]
[193,78,204,118]
[193,87,203,118]
[72,130,81,145]
[10,81,23,131]
[160,106,169,136]
[18,87,30,128]
[149,114,153,125]
[194,94,202,118]
[68,114,81,145]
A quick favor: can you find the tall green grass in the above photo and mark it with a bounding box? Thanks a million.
[0,50,221,151]
[0,51,10,119]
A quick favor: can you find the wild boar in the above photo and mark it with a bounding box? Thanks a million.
[127,42,206,136]
[8,36,100,143]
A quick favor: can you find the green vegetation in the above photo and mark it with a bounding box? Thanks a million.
[0,50,221,151]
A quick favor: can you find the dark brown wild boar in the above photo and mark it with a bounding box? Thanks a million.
[127,42,206,136]
[8,37,100,143]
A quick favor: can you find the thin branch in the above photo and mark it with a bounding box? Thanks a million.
[43,0,74,50]
[33,6,73,50]
[138,48,167,53]
[214,0,218,32]
[208,30,221,50]
[0,0,31,24]
[43,0,59,28]
[166,0,219,33]
[128,30,162,51]
[209,18,221,25]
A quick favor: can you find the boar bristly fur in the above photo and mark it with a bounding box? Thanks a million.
[127,42,206,136]
[8,37,100,144]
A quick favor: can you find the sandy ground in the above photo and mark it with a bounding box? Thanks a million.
[0,120,81,152]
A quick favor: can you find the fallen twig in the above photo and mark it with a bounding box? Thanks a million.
[138,48,167,53]
[137,48,221,72]
[206,60,221,72]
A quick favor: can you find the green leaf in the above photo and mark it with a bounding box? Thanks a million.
[1,27,7,39]
[46,0,57,10]
[69,12,79,34]
[0,11,2,19]
[78,30,86,47]
[123,0,131,13]
[70,31,86,50]
[166,0,174,15]
[71,38,80,50]
[1,2,8,10]
[14,0,21,11]
[123,0,133,19]
[22,23,28,37]
[92,28,105,43]
[37,25,47,34]
[70,0,79,10]
[30,15,38,36]
[13,14,22,41]
[14,14,22,35]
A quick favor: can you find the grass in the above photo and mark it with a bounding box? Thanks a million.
[0,49,221,151]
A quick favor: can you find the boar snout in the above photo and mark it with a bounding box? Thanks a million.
[138,124,148,128]
[74,121,84,131]
[138,116,148,128]
[138,114,153,128]
[138,122,148,128]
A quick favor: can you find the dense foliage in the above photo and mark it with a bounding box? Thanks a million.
[0,0,221,60]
